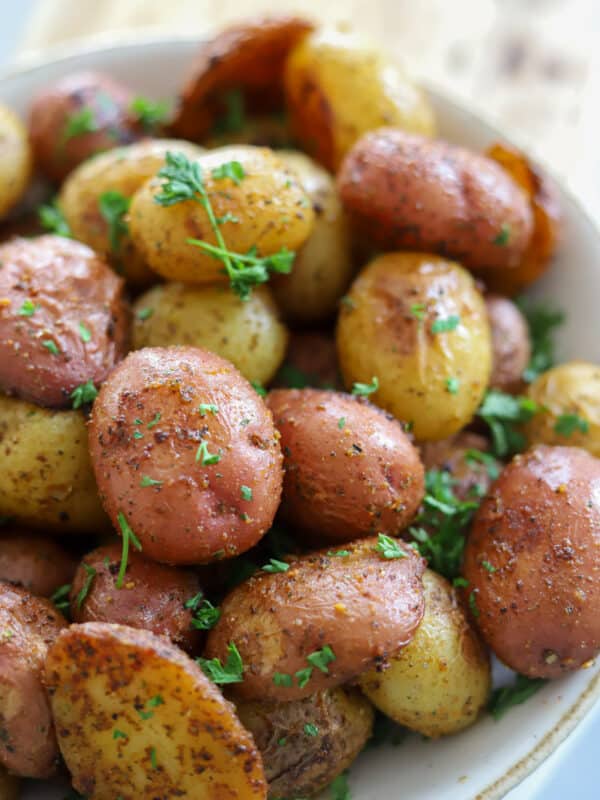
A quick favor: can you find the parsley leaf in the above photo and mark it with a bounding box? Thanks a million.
[211,161,245,185]
[130,96,168,132]
[50,583,71,616]
[410,303,426,321]
[136,307,154,321]
[140,475,163,488]
[464,449,501,481]
[39,200,71,237]
[63,106,98,141]
[493,223,511,246]
[70,380,98,409]
[431,315,460,334]
[197,642,244,684]
[78,322,92,343]
[76,563,96,610]
[252,381,267,397]
[352,376,379,397]
[304,723,319,737]
[554,413,589,436]
[469,590,480,617]
[488,674,547,720]
[262,558,289,574]
[198,403,218,417]
[240,485,252,501]
[477,390,538,457]
[273,672,293,687]
[195,441,220,465]
[115,512,142,589]
[99,190,130,254]
[212,89,245,134]
[375,533,407,560]
[329,772,351,800]
[42,339,60,356]
[17,299,39,317]
[307,645,336,674]
[187,596,221,631]
[517,298,565,383]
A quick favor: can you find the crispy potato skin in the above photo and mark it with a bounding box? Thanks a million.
[485,294,530,393]
[360,570,490,737]
[237,687,374,798]
[284,29,435,171]
[0,581,66,777]
[464,445,600,677]
[420,432,498,502]
[337,129,533,271]
[0,395,108,533]
[523,362,600,458]
[171,15,313,142]
[70,545,203,652]
[129,145,314,284]
[0,235,129,408]
[267,389,424,542]
[206,537,426,701]
[0,104,32,220]
[273,330,343,390]
[28,71,141,182]
[45,622,267,799]
[336,253,492,441]
[132,283,288,385]
[89,346,283,564]
[0,530,76,596]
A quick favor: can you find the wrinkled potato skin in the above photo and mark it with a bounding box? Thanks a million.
[523,362,600,458]
[273,330,343,390]
[0,104,32,220]
[485,295,530,393]
[206,537,426,702]
[0,395,108,533]
[284,29,435,171]
[132,283,287,385]
[237,688,374,799]
[271,151,353,323]
[0,766,19,799]
[0,582,66,777]
[59,139,202,288]
[420,432,498,502]
[337,129,533,272]
[464,445,600,678]
[336,253,492,441]
[89,346,283,565]
[0,530,76,596]
[45,622,267,799]
[129,145,314,284]
[360,570,491,737]
[267,389,425,542]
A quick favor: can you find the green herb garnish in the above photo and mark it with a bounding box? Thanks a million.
[99,190,130,254]
[517,298,565,383]
[197,642,244,684]
[431,315,460,334]
[469,590,480,617]
[190,599,221,631]
[130,96,168,132]
[70,380,98,409]
[446,377,460,394]
[477,390,538,457]
[240,485,252,501]
[304,723,319,737]
[351,377,379,397]
[78,322,92,343]
[42,339,60,356]
[196,441,221,465]
[115,512,142,589]
[211,161,245,185]
[140,476,163,488]
[76,564,96,609]
[252,381,267,397]
[493,223,511,246]
[262,558,289,574]
[375,534,407,560]
[63,106,98,141]
[273,672,293,687]
[136,307,154,321]
[410,303,426,321]
[554,413,589,436]
[50,583,71,615]
[307,645,336,674]
[488,674,547,720]
[198,403,219,417]
[213,88,245,134]
[18,299,39,317]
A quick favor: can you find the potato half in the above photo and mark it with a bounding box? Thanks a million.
[0,104,32,219]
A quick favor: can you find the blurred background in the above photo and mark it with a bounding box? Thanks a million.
[1,1,598,797]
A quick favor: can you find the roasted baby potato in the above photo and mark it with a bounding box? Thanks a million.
[273,329,343,390]
[337,129,533,272]
[0,581,66,777]
[486,294,531,393]
[523,361,600,457]
[271,150,353,323]
[464,445,600,678]
[284,29,435,171]
[336,253,492,441]
[0,529,76,596]
[206,537,426,702]
[420,432,499,502]
[132,283,287,385]
[267,388,424,541]
[0,104,32,220]
[237,687,374,798]
[359,569,491,737]
[0,395,107,533]
[89,346,283,564]
[129,145,314,284]
[45,622,267,799]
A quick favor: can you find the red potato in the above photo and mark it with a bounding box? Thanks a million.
[485,294,531,393]
[0,530,76,596]
[89,346,283,565]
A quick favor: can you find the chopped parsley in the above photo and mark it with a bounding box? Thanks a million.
[273,672,293,687]
[99,191,131,254]
[42,339,60,356]
[213,88,245,134]
[488,674,547,720]
[554,413,589,436]
[375,533,407,560]
[329,772,351,800]
[338,417,346,430]
[481,560,496,573]
[50,583,71,615]
[464,449,501,481]
[251,381,267,397]
[240,485,252,501]
[304,723,319,737]
[262,558,290,574]
[115,512,142,589]
[150,747,158,770]
[211,161,245,185]
[468,590,480,617]
[38,200,72,237]
[148,695,164,709]
[196,441,221,465]
[197,642,244,684]
[431,315,460,334]
[63,106,98,141]
[140,475,163,488]
[136,307,154,321]
[446,377,460,394]
[477,390,538,457]
[327,549,350,558]
[517,298,565,383]
[78,322,92,343]
[130,96,168,132]
[453,577,469,589]
[18,299,39,317]
[113,729,128,740]
[307,645,336,674]
[190,599,221,631]
[493,223,511,246]
[198,403,219,417]
[76,564,96,609]
[351,376,379,397]
[147,412,161,429]
[410,303,426,321]
[70,380,98,409]
[295,667,313,689]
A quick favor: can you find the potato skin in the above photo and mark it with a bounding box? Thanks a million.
[0,104,32,220]
[70,544,203,652]
[359,570,491,737]
[523,362,600,458]
[420,432,498,502]
[267,388,424,542]
[0,530,76,596]
[129,145,314,284]
[237,687,374,799]
[485,294,530,393]
[0,235,129,408]
[89,346,283,565]
[464,445,600,678]
[284,29,435,171]
[0,395,108,533]
[132,283,287,385]
[336,253,492,441]
[337,129,533,272]
[0,582,66,777]
[206,537,426,702]
[45,622,267,799]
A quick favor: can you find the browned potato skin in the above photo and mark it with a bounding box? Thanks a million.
[420,432,498,502]
[273,329,343,390]
[464,445,600,678]
[237,687,374,799]
[29,71,141,182]
[485,294,530,393]
[89,346,283,565]
[0,104,32,220]
[70,544,203,652]
[0,235,129,408]
[0,581,66,777]
[0,529,76,596]
[337,129,533,272]
[206,537,426,701]
[267,389,425,542]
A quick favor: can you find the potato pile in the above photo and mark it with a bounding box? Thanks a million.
[0,12,598,800]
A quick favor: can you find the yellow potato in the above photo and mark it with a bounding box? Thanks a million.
[0,767,19,800]
[129,145,314,284]
[336,253,492,441]
[271,150,354,323]
[132,283,288,384]
[359,570,491,737]
[0,395,107,533]
[45,622,267,800]
[284,28,436,171]
[59,139,202,288]
[523,361,600,457]
[0,104,32,219]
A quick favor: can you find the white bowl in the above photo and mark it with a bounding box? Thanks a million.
[2,36,598,800]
